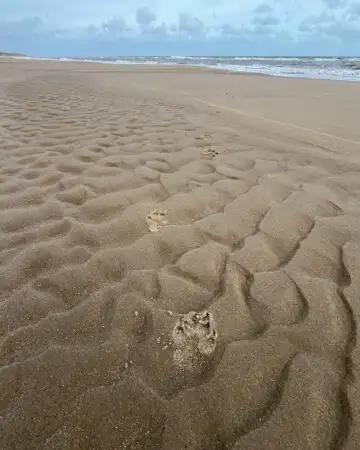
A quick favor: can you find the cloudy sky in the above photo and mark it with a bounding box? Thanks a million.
[1,0,360,56]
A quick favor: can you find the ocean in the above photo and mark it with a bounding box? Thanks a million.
[17,55,360,82]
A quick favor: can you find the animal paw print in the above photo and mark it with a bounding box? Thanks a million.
[172,310,218,370]
[145,208,169,232]
[204,132,212,139]
[202,148,219,159]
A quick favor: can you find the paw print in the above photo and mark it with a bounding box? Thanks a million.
[145,208,169,232]
[172,310,218,370]
[202,148,219,159]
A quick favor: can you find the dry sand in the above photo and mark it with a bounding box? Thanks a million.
[1,58,360,449]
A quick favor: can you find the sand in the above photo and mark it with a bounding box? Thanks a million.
[1,58,360,449]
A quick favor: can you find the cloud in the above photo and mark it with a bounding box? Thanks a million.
[252,15,279,26]
[322,0,347,8]
[298,8,360,48]
[178,13,205,36]
[220,23,246,38]
[136,7,156,27]
[253,4,274,14]
[1,0,360,57]
[346,2,360,18]
[102,17,127,37]
[133,7,172,39]
[322,18,360,40]
[251,4,279,30]
[298,11,335,33]
[0,16,43,37]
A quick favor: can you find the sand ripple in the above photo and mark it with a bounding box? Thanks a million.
[1,62,359,449]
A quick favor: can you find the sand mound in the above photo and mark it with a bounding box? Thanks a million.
[1,60,359,450]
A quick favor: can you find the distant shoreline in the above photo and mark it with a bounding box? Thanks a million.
[4,54,360,82]
[0,52,26,57]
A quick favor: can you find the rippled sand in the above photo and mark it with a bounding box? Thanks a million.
[1,58,360,450]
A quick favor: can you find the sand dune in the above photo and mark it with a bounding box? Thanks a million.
[1,59,360,449]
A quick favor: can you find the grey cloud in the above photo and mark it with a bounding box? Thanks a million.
[322,0,347,8]
[0,14,133,42]
[346,2,360,18]
[139,22,170,38]
[178,13,205,36]
[72,16,132,41]
[299,10,359,43]
[148,23,168,35]
[102,17,127,36]
[220,23,246,38]
[0,16,43,37]
[253,4,274,14]
[136,7,156,27]
[220,21,281,41]
[252,24,277,36]
[252,3,278,30]
[298,22,311,32]
[134,7,171,39]
[0,12,173,44]
[323,19,360,39]
[169,23,178,33]
[252,15,279,26]
[298,11,336,36]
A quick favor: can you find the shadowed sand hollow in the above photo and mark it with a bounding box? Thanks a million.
[1,58,360,449]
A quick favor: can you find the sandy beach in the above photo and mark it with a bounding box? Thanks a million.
[1,58,360,449]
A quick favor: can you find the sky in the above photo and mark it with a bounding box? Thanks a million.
[1,0,360,57]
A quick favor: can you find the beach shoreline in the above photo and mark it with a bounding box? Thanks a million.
[2,54,360,82]
[1,58,360,449]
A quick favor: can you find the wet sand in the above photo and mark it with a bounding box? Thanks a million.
[1,58,360,449]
